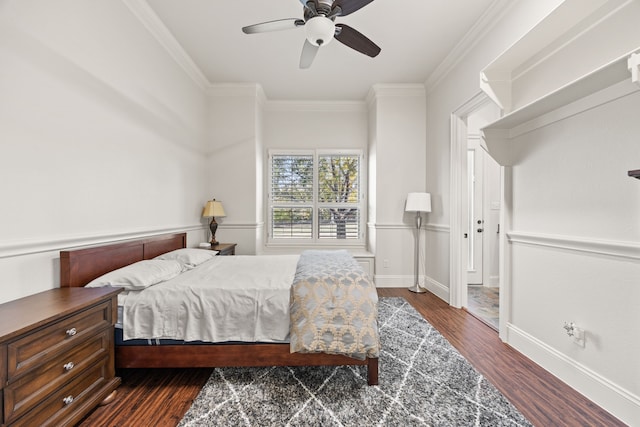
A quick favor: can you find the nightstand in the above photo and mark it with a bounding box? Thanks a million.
[210,243,237,255]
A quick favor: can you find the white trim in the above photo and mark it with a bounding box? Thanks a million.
[369,223,449,232]
[508,231,640,261]
[424,276,450,302]
[0,225,203,259]
[450,92,493,309]
[498,167,513,341]
[375,274,448,301]
[121,0,209,90]
[207,83,265,99]
[366,84,426,105]
[374,275,413,287]
[425,223,450,233]
[372,223,411,230]
[218,222,263,230]
[425,0,516,93]
[507,323,639,426]
[264,100,367,112]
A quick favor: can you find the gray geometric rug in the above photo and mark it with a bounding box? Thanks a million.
[178,297,532,426]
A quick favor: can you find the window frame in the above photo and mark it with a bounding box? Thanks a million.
[267,148,366,247]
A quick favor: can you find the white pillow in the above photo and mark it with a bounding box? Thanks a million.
[154,248,218,270]
[86,259,182,291]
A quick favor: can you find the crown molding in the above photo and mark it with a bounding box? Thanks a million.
[425,0,516,93]
[366,84,427,106]
[122,0,210,90]
[207,83,263,97]
[264,99,367,112]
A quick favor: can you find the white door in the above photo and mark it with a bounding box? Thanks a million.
[467,137,484,285]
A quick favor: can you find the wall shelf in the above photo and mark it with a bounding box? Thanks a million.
[480,0,616,113]
[481,51,639,165]
[479,0,640,166]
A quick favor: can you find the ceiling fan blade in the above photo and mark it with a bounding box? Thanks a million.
[300,39,320,69]
[242,18,305,34]
[332,0,374,16]
[334,24,380,57]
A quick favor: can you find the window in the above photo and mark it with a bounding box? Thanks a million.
[268,150,364,244]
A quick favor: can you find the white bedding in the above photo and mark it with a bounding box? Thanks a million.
[121,255,300,343]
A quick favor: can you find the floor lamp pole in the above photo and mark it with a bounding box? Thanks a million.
[408,211,427,293]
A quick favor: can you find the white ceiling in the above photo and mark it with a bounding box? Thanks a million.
[144,0,497,101]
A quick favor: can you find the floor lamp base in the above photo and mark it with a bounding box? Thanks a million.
[408,284,427,293]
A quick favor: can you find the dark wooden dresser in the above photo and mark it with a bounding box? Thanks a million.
[0,287,121,426]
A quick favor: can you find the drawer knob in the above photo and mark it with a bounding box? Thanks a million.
[63,395,74,405]
[65,327,77,337]
[63,362,75,371]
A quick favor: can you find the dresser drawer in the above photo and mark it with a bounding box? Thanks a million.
[9,359,109,427]
[4,330,110,424]
[7,300,111,381]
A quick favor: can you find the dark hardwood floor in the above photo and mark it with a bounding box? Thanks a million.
[78,289,624,427]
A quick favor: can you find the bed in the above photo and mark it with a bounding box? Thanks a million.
[59,233,379,385]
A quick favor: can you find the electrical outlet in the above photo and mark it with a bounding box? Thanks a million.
[383,259,389,268]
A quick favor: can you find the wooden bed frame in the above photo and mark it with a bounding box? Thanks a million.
[60,233,379,385]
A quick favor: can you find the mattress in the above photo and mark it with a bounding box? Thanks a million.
[119,255,300,343]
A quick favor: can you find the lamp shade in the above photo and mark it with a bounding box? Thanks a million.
[202,200,226,218]
[405,192,431,213]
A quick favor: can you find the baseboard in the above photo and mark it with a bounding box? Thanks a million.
[487,275,500,287]
[424,276,449,302]
[506,323,639,425]
[375,275,450,302]
[374,275,413,288]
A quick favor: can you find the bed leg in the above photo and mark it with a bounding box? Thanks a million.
[367,358,379,386]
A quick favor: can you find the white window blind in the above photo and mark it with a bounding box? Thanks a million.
[268,150,364,244]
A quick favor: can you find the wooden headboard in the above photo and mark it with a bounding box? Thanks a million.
[60,233,187,287]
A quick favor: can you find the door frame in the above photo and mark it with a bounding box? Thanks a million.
[449,91,511,339]
[467,135,484,285]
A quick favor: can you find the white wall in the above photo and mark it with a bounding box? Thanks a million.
[367,85,427,288]
[0,0,209,304]
[207,85,264,254]
[261,100,369,254]
[425,0,639,423]
[504,89,640,424]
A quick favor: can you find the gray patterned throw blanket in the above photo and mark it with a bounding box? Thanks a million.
[289,250,379,360]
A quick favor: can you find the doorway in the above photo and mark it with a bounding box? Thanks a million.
[449,93,503,333]
[466,129,501,330]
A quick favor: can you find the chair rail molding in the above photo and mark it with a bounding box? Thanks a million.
[0,225,204,259]
[507,231,640,261]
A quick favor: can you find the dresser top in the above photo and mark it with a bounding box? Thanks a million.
[0,287,121,342]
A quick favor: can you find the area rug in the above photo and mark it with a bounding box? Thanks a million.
[178,297,531,426]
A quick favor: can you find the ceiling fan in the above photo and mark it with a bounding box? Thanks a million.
[242,0,380,69]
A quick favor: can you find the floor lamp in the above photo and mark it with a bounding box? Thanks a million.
[405,192,431,293]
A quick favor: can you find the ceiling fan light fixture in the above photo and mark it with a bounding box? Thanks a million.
[305,16,335,46]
